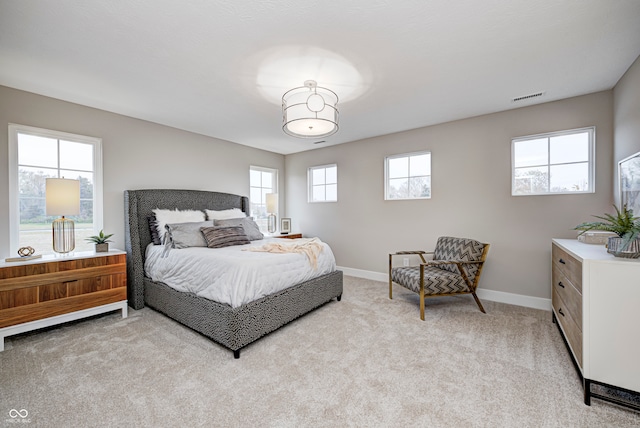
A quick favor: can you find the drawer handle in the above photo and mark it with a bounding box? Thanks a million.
[558,308,565,317]
[558,281,565,288]
[559,258,566,265]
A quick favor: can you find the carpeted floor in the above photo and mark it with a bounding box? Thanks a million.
[1,276,639,427]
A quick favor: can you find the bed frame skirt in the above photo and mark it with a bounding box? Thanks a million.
[144,270,343,356]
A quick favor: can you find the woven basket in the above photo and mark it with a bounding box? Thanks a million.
[606,237,640,258]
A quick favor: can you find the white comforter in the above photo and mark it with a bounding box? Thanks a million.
[144,238,336,308]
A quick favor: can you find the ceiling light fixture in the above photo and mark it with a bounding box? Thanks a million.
[282,80,338,138]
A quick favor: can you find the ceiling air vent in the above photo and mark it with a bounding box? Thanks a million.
[512,91,545,103]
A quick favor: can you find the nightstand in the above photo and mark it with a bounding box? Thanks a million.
[0,250,128,351]
[275,233,303,239]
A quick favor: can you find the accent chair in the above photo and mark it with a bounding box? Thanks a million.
[389,236,490,320]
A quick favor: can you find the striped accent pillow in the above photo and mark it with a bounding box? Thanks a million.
[148,215,162,245]
[200,226,250,248]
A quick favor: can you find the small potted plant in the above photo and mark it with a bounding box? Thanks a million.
[574,204,640,258]
[86,230,114,253]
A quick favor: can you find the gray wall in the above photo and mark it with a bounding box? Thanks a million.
[285,91,614,300]
[0,85,285,259]
[613,54,640,203]
[2,71,632,302]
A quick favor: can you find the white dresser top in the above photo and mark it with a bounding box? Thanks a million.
[553,238,640,264]
[0,249,126,268]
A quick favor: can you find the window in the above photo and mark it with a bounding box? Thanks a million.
[8,124,103,254]
[308,164,337,202]
[512,127,594,196]
[385,152,431,200]
[249,166,278,232]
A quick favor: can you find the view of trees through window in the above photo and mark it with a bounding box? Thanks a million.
[15,131,98,252]
[512,128,594,195]
[385,152,431,200]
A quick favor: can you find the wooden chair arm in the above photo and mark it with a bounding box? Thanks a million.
[389,251,433,265]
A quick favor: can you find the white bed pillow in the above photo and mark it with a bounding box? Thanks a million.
[205,208,246,221]
[152,208,206,243]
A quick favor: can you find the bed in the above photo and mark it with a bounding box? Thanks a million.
[124,189,343,358]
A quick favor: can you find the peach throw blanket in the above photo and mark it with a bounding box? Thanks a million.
[246,238,324,269]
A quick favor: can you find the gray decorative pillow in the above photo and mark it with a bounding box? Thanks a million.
[165,221,213,248]
[201,226,250,248]
[214,217,264,241]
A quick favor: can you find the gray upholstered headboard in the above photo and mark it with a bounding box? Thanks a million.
[124,189,249,309]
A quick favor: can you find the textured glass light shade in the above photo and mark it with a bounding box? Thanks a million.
[282,80,338,138]
[52,217,75,253]
[267,214,277,234]
[46,178,80,253]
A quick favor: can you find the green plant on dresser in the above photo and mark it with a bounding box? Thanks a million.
[86,230,114,253]
[574,204,640,258]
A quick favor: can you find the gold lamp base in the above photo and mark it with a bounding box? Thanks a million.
[52,216,75,253]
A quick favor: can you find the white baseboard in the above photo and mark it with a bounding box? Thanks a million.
[337,266,551,311]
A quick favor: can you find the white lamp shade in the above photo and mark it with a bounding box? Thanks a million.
[46,178,80,216]
[266,193,278,214]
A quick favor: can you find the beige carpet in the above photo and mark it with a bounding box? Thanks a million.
[1,276,639,427]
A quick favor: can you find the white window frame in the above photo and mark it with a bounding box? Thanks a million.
[308,164,338,203]
[249,165,278,231]
[8,124,103,253]
[511,127,595,196]
[384,151,432,200]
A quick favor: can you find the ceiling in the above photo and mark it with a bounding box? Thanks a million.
[1,1,639,155]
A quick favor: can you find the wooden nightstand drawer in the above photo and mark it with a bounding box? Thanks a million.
[275,233,302,239]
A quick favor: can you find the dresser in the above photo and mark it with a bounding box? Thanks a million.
[551,239,640,407]
[0,250,128,351]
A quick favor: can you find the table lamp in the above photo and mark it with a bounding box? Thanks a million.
[266,193,278,233]
[46,178,80,253]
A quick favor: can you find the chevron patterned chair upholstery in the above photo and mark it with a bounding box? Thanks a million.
[388,236,490,320]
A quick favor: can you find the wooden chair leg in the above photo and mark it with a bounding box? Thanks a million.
[388,255,393,300]
[420,267,425,321]
[471,291,486,313]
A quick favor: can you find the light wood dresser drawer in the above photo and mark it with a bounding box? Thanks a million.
[551,265,582,331]
[552,286,583,366]
[552,244,582,292]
